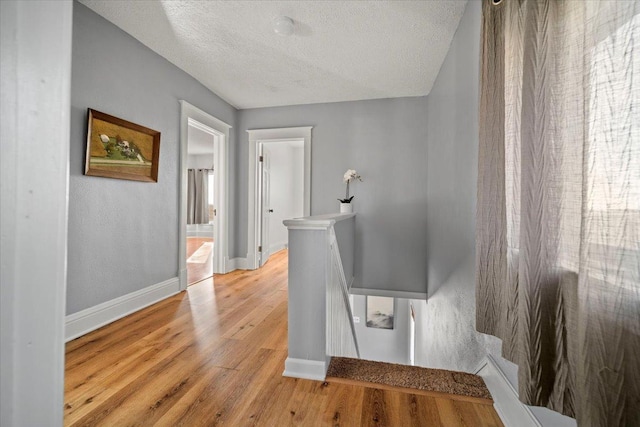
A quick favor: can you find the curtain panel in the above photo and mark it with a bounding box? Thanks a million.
[187,169,210,225]
[476,0,639,425]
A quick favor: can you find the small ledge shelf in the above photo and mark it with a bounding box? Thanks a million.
[284,213,356,231]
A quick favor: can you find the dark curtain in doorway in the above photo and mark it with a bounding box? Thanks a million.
[187,169,210,225]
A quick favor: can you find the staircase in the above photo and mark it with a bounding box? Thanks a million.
[283,213,504,425]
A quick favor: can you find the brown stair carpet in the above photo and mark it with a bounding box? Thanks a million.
[326,357,492,401]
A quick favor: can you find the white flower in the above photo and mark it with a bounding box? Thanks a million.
[100,134,110,143]
[343,169,361,183]
[340,168,362,202]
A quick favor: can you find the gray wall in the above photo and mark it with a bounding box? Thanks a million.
[68,2,237,314]
[237,97,429,294]
[426,0,480,297]
[417,0,501,372]
[413,256,500,372]
[352,296,411,365]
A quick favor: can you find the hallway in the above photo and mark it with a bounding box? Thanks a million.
[64,250,502,426]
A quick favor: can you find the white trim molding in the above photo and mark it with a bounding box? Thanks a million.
[1,2,72,424]
[179,100,231,289]
[475,355,577,427]
[269,242,288,255]
[475,355,541,427]
[247,126,312,270]
[225,257,249,272]
[283,213,356,231]
[65,277,181,342]
[349,287,427,300]
[283,357,330,381]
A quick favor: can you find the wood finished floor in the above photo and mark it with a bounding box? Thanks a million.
[64,250,503,426]
[187,237,213,285]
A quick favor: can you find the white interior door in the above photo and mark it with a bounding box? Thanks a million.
[260,150,272,266]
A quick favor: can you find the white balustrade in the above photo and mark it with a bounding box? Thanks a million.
[282,213,358,381]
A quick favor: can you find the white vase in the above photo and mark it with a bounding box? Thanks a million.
[340,202,353,213]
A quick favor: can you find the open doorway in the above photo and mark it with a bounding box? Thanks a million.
[246,127,312,270]
[186,121,216,285]
[179,101,230,290]
[258,140,305,266]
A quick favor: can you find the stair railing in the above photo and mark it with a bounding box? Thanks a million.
[282,213,358,380]
[326,226,360,359]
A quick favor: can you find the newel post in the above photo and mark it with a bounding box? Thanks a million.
[282,213,356,380]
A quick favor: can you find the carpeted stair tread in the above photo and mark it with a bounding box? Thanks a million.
[326,357,492,401]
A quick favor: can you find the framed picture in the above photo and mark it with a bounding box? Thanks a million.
[85,109,160,182]
[366,296,394,329]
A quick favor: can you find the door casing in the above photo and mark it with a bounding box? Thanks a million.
[259,146,271,266]
[246,127,312,270]
[179,100,231,289]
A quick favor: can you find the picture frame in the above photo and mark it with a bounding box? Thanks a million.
[366,296,395,330]
[85,109,160,182]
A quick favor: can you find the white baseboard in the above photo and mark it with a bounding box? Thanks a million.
[179,268,187,290]
[475,355,577,427]
[186,224,214,238]
[283,357,329,381]
[246,253,258,271]
[226,257,249,273]
[186,231,214,237]
[269,241,287,254]
[65,277,181,342]
[349,287,427,300]
[475,355,541,427]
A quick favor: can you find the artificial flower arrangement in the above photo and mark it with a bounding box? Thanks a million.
[338,169,362,203]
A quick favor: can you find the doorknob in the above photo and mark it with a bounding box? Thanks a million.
[268,209,274,213]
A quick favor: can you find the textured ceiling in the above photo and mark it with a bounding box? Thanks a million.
[79,0,468,109]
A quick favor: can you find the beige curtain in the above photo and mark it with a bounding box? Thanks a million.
[187,169,209,225]
[476,1,639,425]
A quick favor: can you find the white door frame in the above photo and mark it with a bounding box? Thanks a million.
[1,1,72,424]
[258,145,271,267]
[247,127,312,270]
[187,118,223,275]
[179,101,231,289]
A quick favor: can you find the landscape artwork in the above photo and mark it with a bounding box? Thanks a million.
[85,109,160,182]
[366,296,394,329]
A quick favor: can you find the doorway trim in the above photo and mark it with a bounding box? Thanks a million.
[179,100,231,290]
[1,1,73,422]
[246,126,312,269]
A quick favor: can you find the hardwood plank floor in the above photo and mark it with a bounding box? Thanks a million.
[65,250,503,426]
[186,237,213,285]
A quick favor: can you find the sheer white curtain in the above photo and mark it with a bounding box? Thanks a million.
[187,169,209,225]
[476,1,639,425]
